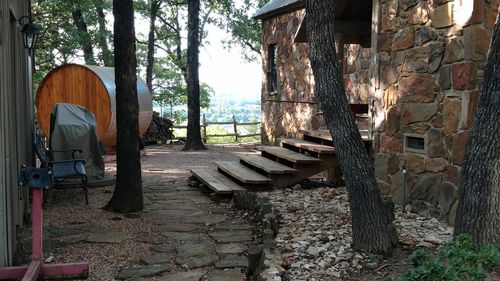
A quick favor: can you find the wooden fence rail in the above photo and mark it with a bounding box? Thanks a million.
[173,114,260,143]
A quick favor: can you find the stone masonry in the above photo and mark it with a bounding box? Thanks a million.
[258,0,500,224]
[373,0,499,224]
[261,10,317,145]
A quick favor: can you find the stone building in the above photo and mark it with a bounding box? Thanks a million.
[253,0,499,224]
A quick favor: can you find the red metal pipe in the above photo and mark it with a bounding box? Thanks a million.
[0,185,88,280]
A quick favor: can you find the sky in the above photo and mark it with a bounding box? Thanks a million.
[198,25,262,102]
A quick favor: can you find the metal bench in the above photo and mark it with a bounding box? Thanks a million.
[33,133,88,204]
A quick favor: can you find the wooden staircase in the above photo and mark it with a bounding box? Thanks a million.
[190,129,371,195]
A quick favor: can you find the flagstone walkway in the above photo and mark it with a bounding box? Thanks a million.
[23,144,260,281]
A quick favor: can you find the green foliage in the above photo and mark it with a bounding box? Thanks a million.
[32,0,113,86]
[209,0,266,62]
[32,0,260,125]
[384,235,500,281]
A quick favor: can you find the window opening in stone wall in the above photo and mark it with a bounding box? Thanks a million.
[404,135,426,154]
[267,44,278,94]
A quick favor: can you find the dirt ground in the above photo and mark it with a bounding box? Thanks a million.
[15,143,260,281]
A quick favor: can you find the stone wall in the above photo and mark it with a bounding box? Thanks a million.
[371,0,499,224]
[344,44,372,104]
[261,10,318,145]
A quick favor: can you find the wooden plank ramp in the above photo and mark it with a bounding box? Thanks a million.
[239,154,297,174]
[214,161,272,184]
[190,168,245,194]
[280,138,336,154]
[259,146,322,164]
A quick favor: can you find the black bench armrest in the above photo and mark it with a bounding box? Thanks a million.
[45,159,86,165]
[49,149,83,159]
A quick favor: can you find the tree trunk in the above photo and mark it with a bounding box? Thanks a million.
[454,10,500,246]
[104,0,143,213]
[182,0,206,151]
[72,7,96,65]
[146,0,160,94]
[95,0,113,66]
[175,11,188,83]
[305,0,397,254]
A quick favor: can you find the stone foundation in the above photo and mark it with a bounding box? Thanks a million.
[233,191,284,280]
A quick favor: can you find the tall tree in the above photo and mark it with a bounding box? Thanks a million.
[104,0,143,213]
[95,0,113,66]
[183,0,206,150]
[72,3,96,65]
[454,10,500,246]
[305,0,397,254]
[145,0,161,93]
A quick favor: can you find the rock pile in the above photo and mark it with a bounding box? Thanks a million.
[263,185,453,281]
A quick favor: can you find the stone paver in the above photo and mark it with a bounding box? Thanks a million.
[154,223,202,232]
[177,240,215,257]
[176,254,219,269]
[47,226,84,237]
[149,209,206,220]
[182,214,227,225]
[160,269,207,281]
[57,235,87,246]
[208,230,252,243]
[161,231,201,241]
[135,233,169,244]
[215,255,249,269]
[215,221,252,230]
[115,265,169,280]
[140,253,174,265]
[215,243,248,254]
[207,268,242,281]
[150,244,176,253]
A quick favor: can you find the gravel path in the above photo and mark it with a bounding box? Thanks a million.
[18,143,260,281]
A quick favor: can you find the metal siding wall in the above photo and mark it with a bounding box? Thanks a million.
[0,0,31,267]
[0,1,9,266]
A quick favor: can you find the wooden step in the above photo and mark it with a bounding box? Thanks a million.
[214,161,272,184]
[190,168,245,194]
[301,129,333,141]
[301,129,371,142]
[280,138,336,154]
[259,146,322,164]
[239,154,297,175]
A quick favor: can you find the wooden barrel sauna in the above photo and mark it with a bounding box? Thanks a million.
[36,64,153,148]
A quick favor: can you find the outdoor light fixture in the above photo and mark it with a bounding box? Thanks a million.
[18,16,41,51]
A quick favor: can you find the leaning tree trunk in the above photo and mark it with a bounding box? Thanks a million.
[95,0,113,66]
[305,0,397,254]
[183,0,206,151]
[104,0,143,213]
[72,7,96,65]
[146,0,160,94]
[454,10,500,246]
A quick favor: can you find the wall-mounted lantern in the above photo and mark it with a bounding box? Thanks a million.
[18,16,41,51]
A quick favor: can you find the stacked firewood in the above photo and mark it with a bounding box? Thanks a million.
[141,112,174,144]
